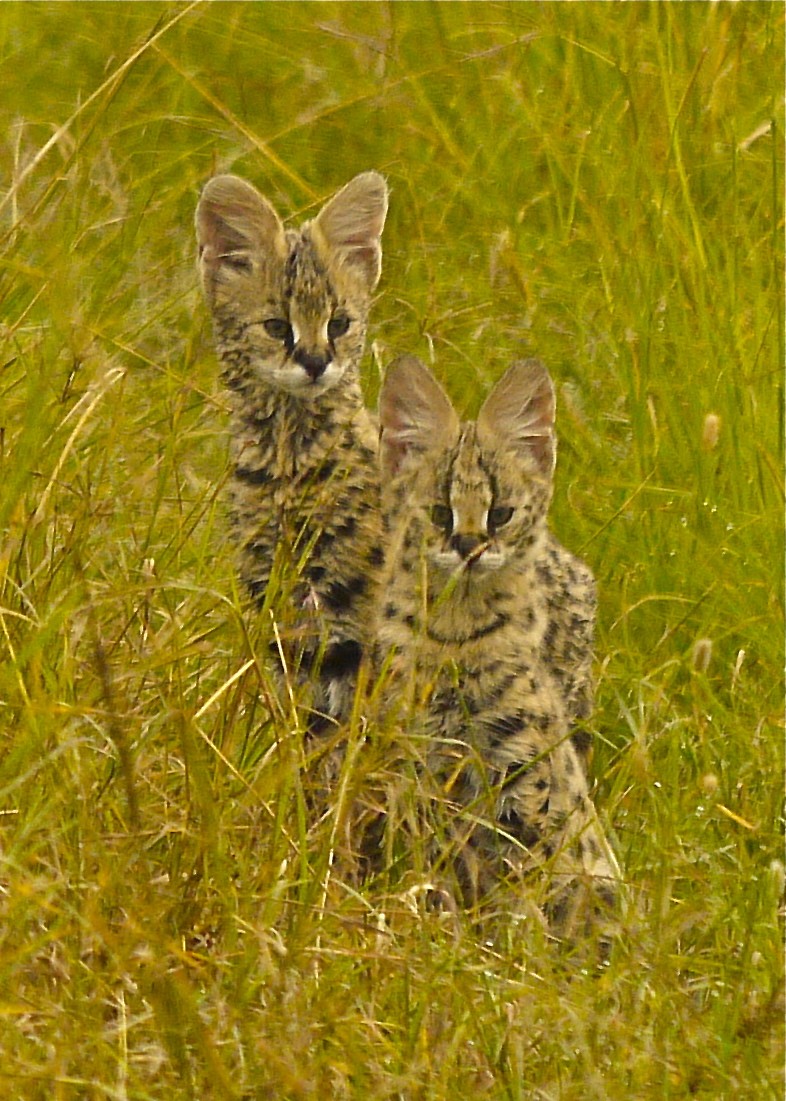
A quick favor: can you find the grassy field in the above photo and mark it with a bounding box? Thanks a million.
[0,2,783,1097]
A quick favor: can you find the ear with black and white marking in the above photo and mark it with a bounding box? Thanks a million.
[312,172,388,289]
[195,175,286,285]
[379,355,460,479]
[476,359,556,476]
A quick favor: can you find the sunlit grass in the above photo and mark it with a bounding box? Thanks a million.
[0,2,782,1097]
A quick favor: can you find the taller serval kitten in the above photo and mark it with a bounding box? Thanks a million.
[196,173,388,725]
[376,355,620,937]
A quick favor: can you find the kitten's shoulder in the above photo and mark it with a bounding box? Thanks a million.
[538,531,596,607]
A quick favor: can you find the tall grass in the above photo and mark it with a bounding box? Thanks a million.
[0,3,782,1097]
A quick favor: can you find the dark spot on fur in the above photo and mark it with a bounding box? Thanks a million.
[313,459,338,483]
[235,465,273,486]
[248,578,267,603]
[538,798,550,817]
[324,575,367,611]
[546,894,570,928]
[485,711,525,745]
[320,640,362,679]
[502,761,526,786]
[498,807,541,849]
[597,882,618,909]
[368,545,385,567]
[305,711,337,737]
[571,729,592,755]
[334,516,357,539]
[536,562,551,585]
[583,836,601,859]
[384,602,398,619]
[542,619,558,648]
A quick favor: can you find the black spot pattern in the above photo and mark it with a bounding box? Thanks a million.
[320,640,363,678]
[313,459,338,483]
[484,711,525,744]
[368,545,385,567]
[324,574,367,611]
[235,465,273,485]
[497,807,542,849]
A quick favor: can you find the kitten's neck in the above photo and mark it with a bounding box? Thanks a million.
[232,372,366,429]
[226,369,375,488]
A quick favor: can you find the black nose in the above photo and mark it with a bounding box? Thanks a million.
[451,533,486,561]
[294,348,331,382]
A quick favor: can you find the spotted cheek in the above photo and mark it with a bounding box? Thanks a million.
[250,339,289,385]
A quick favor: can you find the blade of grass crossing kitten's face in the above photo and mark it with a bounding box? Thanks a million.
[380,356,557,578]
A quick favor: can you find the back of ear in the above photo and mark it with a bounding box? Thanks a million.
[476,358,556,476]
[379,355,459,479]
[311,171,388,290]
[195,175,286,284]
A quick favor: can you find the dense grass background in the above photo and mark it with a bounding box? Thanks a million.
[0,2,782,1097]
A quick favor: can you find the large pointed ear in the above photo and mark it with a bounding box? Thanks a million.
[476,359,556,476]
[195,175,287,279]
[379,355,460,479]
[311,171,388,289]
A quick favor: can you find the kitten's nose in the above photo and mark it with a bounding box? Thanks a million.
[451,533,486,561]
[294,348,331,382]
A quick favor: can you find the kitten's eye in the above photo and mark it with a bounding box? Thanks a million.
[430,505,454,534]
[327,314,351,340]
[263,318,293,342]
[487,506,514,533]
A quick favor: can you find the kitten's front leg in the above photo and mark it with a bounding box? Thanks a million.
[486,726,620,941]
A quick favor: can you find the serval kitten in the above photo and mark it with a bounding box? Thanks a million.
[196,172,387,729]
[375,355,620,938]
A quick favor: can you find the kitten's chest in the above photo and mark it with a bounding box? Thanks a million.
[383,568,548,660]
[404,615,540,707]
[382,575,553,737]
[232,398,377,511]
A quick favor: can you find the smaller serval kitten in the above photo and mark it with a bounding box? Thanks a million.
[196,172,388,727]
[375,354,620,939]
